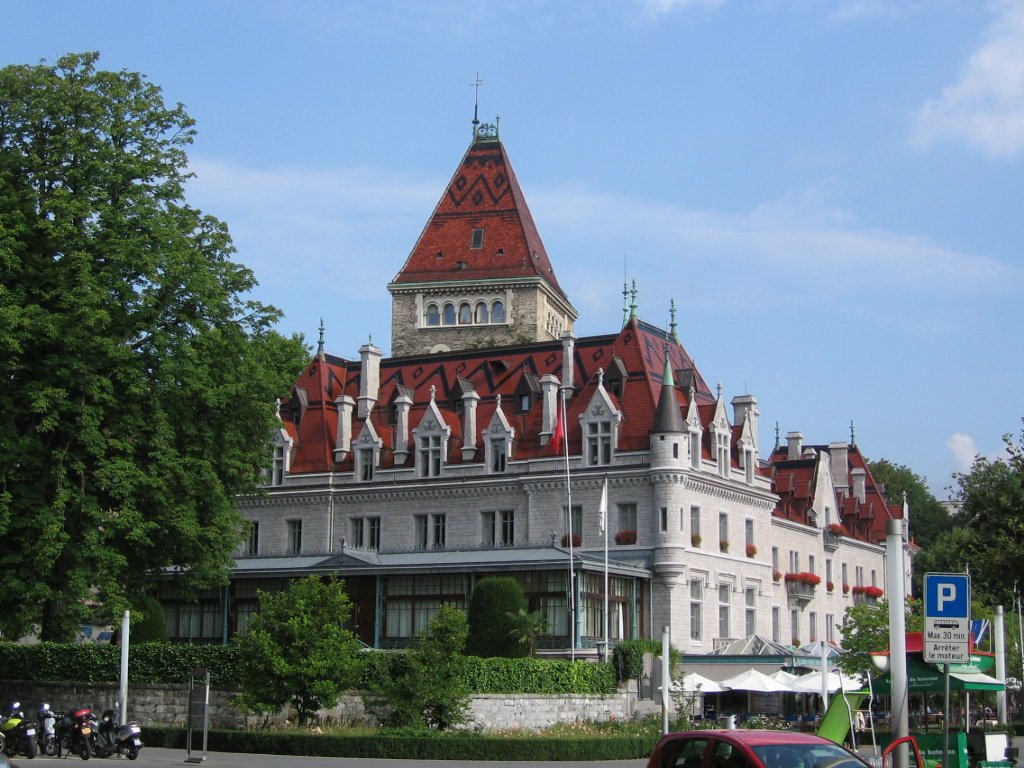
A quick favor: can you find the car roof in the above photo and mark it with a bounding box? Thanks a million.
[660,730,841,747]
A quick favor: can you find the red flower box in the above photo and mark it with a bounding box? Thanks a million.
[561,533,581,548]
[745,543,758,557]
[615,530,637,545]
[828,523,848,536]
[784,571,822,586]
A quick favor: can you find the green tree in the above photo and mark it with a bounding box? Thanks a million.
[0,52,308,639]
[366,605,471,730]
[867,458,951,549]
[837,599,923,678]
[508,607,547,657]
[234,577,363,725]
[466,576,528,657]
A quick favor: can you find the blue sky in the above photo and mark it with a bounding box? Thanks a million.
[4,0,1023,499]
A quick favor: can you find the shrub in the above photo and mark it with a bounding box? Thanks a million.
[466,576,528,658]
[130,595,170,643]
[612,640,645,682]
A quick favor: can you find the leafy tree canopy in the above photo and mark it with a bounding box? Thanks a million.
[867,458,951,550]
[0,52,308,639]
[233,577,363,725]
[837,599,923,678]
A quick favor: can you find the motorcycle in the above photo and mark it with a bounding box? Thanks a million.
[91,708,143,760]
[0,700,37,759]
[55,706,93,760]
[36,703,57,757]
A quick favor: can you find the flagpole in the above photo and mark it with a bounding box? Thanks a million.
[602,476,609,659]
[560,385,575,661]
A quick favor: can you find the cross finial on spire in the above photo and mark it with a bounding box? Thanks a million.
[495,393,502,408]
[471,72,483,135]
[850,420,856,445]
[316,318,325,358]
[629,279,638,320]
[597,367,604,386]
[774,421,781,449]
[716,381,723,400]
[669,299,678,342]
[622,280,629,327]
[430,384,437,401]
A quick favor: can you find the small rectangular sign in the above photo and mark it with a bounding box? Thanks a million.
[923,573,971,664]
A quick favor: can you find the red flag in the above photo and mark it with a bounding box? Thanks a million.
[551,397,564,454]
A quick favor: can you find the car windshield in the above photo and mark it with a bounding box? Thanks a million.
[751,743,866,768]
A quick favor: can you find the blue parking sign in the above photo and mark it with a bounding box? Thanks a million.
[924,573,970,619]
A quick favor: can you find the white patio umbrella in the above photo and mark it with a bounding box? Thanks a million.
[720,668,794,693]
[791,671,865,693]
[673,672,728,694]
[770,669,801,686]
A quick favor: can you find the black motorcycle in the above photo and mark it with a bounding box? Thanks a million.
[36,703,57,757]
[0,700,37,759]
[55,706,93,760]
[91,708,143,760]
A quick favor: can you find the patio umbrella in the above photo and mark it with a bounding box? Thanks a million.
[791,671,865,693]
[770,669,801,686]
[673,672,728,694]
[720,668,793,693]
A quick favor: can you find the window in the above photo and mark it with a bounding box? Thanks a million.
[809,612,818,642]
[871,569,877,587]
[772,546,779,573]
[660,507,668,532]
[490,438,507,472]
[719,513,728,546]
[271,443,287,485]
[689,580,703,640]
[286,519,302,555]
[689,430,701,469]
[418,434,443,477]
[518,393,531,412]
[791,608,800,644]
[432,514,446,549]
[483,510,514,547]
[383,574,468,640]
[425,303,440,326]
[617,502,637,532]
[471,227,484,248]
[491,300,505,322]
[563,504,583,541]
[690,506,701,540]
[772,606,781,643]
[672,442,679,459]
[414,515,428,549]
[586,420,613,465]
[368,517,380,550]
[458,302,472,324]
[442,303,456,325]
[790,550,800,572]
[474,302,488,323]
[745,587,757,637]
[809,555,816,575]
[826,559,833,584]
[245,521,259,557]
[351,517,364,548]
[715,429,730,477]
[826,613,835,643]
[842,562,849,588]
[745,519,754,549]
[718,584,731,639]
[357,448,374,481]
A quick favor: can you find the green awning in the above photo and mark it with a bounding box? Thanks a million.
[874,657,1004,693]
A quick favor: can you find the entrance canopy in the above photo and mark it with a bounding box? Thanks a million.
[874,656,1004,693]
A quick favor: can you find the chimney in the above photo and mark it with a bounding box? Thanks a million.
[540,374,560,444]
[786,431,803,460]
[393,387,413,464]
[357,341,382,419]
[851,467,866,504]
[732,395,759,449]
[461,389,480,461]
[829,442,849,490]
[333,395,355,461]
[561,332,576,394]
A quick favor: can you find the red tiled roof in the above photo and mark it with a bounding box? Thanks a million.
[390,135,568,299]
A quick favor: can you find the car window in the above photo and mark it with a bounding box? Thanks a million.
[711,740,749,768]
[668,737,710,768]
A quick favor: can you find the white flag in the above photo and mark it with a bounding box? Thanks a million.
[598,477,608,535]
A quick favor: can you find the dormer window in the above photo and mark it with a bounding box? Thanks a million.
[418,434,442,477]
[357,448,374,481]
[471,227,484,248]
[268,428,293,486]
[587,421,612,465]
[519,393,531,412]
[581,377,623,467]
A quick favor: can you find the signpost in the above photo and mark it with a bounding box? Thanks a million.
[924,573,970,768]
[924,573,971,664]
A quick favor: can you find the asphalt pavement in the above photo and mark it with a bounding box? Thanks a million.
[11,747,648,768]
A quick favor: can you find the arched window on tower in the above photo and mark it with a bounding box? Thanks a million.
[474,302,489,323]
[491,300,505,323]
[442,303,456,325]
[458,302,472,324]
[425,303,440,326]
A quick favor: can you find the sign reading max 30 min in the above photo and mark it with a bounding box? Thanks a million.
[923,572,971,664]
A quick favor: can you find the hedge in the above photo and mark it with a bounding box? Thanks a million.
[0,642,615,694]
[144,726,657,760]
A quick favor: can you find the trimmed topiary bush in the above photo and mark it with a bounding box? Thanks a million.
[465,576,528,658]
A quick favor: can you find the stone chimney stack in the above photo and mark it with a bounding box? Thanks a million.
[461,389,480,461]
[851,467,867,504]
[732,395,759,450]
[393,386,413,464]
[358,341,382,419]
[561,332,576,395]
[540,374,560,444]
[829,442,850,492]
[786,431,803,460]
[333,394,355,461]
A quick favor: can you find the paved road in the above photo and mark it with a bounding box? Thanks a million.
[11,747,648,768]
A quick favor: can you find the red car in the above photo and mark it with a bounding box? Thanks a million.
[646,729,877,768]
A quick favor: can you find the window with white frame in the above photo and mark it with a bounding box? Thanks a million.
[357,447,374,481]
[418,434,443,477]
[772,606,780,643]
[368,517,380,550]
[689,429,701,469]
[715,427,730,477]
[790,550,800,572]
[414,515,428,549]
[719,512,729,548]
[690,580,703,640]
[745,587,757,637]
[809,555,816,575]
[483,510,514,547]
[617,502,637,532]
[690,506,701,541]
[791,608,800,645]
[490,437,507,472]
[772,546,779,573]
[269,429,291,486]
[563,504,583,543]
[745,519,754,549]
[718,584,731,639]
[826,613,835,642]
[245,521,259,557]
[660,507,668,533]
[826,559,833,585]
[432,514,446,549]
[351,517,364,548]
[809,612,818,642]
[586,420,613,465]
[420,294,508,328]
[842,562,849,588]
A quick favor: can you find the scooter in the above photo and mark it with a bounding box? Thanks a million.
[55,706,93,760]
[0,701,37,759]
[91,708,143,761]
[36,703,57,757]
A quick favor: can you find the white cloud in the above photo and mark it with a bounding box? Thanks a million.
[947,432,981,473]
[637,0,725,19]
[913,1,1024,158]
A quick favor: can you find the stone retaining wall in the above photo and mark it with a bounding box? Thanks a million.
[0,680,645,732]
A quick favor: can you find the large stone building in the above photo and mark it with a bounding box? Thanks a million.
[159,120,909,655]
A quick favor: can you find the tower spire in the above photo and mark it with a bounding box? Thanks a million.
[470,72,483,137]
[316,318,325,360]
[629,279,638,321]
[669,298,678,342]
